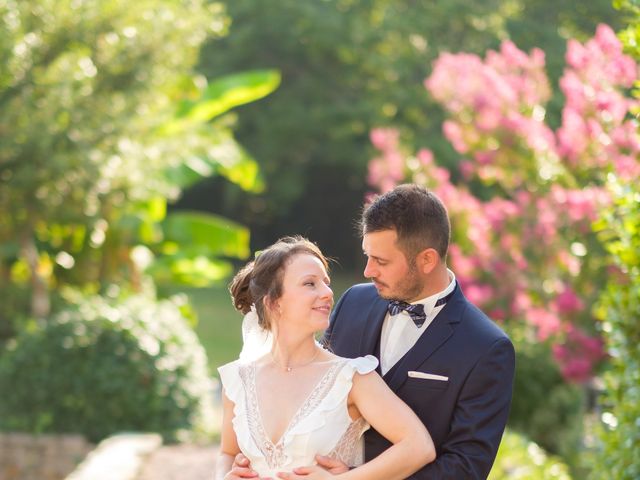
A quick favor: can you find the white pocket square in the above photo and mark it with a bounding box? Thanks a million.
[407,371,449,381]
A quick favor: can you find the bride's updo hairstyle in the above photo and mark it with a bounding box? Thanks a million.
[229,236,329,331]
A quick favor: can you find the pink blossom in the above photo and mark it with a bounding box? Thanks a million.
[594,90,628,124]
[458,160,475,180]
[367,158,384,184]
[553,327,605,382]
[559,357,593,383]
[530,48,546,69]
[417,149,434,166]
[484,198,519,230]
[476,107,502,132]
[524,121,556,153]
[555,286,584,314]
[558,250,582,276]
[611,122,640,153]
[614,155,640,180]
[368,24,634,385]
[370,128,399,151]
[559,71,586,111]
[464,282,495,307]
[443,120,468,153]
[492,260,510,276]
[511,291,532,315]
[500,40,530,68]
[608,55,638,87]
[594,24,622,58]
[430,165,451,184]
[449,245,477,279]
[528,307,563,341]
[474,151,496,166]
[533,200,558,242]
[566,39,589,69]
[557,108,588,161]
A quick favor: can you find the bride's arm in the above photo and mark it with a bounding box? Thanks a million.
[344,371,436,480]
[215,392,244,480]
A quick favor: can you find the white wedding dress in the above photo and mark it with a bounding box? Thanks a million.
[218,354,378,478]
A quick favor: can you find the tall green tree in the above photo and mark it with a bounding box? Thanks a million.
[590,2,640,477]
[195,0,622,265]
[592,177,640,479]
[0,1,278,338]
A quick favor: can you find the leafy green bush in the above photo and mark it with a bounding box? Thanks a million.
[508,339,586,466]
[0,294,216,443]
[490,429,572,479]
[590,178,640,479]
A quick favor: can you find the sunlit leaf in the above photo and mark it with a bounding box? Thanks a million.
[162,211,250,259]
[148,255,233,287]
[181,70,281,121]
[162,70,281,134]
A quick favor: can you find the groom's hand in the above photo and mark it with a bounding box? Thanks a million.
[314,455,349,474]
[277,465,333,479]
[275,456,349,479]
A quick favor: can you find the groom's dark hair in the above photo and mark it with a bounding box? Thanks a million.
[360,184,450,261]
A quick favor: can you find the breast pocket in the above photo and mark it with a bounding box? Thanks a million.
[401,376,449,415]
[404,376,449,390]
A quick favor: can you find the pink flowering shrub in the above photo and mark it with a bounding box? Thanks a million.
[368,24,638,383]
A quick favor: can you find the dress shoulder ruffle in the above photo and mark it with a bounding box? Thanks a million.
[291,355,378,437]
[217,359,244,404]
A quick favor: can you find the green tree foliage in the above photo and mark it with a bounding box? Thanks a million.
[589,5,640,477]
[0,294,217,442]
[614,0,640,59]
[195,0,621,264]
[489,430,572,479]
[509,343,585,465]
[591,178,640,479]
[0,1,279,337]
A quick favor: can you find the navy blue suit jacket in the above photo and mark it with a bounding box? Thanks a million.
[324,282,515,479]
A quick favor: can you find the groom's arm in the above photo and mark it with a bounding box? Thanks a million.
[408,337,515,480]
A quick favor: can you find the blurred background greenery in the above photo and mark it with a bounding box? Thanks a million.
[1,0,638,478]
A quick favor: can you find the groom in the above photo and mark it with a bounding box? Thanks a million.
[322,184,515,478]
[233,184,515,479]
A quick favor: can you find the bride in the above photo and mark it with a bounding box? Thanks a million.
[216,237,436,480]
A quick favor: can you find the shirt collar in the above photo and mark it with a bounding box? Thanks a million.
[409,269,457,314]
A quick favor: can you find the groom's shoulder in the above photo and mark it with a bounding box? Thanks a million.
[339,282,380,302]
[463,301,512,348]
[455,289,511,345]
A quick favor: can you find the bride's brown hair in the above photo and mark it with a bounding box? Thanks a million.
[229,236,329,330]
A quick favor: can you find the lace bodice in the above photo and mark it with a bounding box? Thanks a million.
[218,355,378,477]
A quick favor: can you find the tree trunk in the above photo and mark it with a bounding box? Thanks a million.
[20,230,50,319]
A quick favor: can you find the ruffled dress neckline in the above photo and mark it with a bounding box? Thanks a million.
[219,355,379,477]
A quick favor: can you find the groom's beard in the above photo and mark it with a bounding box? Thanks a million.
[376,262,424,302]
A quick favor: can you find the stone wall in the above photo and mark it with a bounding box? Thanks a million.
[0,433,93,480]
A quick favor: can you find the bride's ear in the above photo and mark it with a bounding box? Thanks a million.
[263,296,280,317]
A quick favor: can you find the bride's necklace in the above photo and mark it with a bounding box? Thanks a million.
[271,347,321,372]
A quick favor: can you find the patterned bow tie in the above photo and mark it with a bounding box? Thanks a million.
[387,301,427,327]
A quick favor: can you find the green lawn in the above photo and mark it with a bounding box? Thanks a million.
[184,271,364,375]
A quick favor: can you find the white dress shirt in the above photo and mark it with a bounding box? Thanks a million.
[380,270,457,375]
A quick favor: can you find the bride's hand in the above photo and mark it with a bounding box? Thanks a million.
[276,465,336,479]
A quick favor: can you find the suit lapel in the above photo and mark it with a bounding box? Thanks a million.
[384,287,465,392]
[359,295,389,357]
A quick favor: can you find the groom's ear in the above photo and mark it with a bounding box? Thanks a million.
[416,248,439,275]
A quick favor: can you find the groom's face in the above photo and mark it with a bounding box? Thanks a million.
[362,229,424,302]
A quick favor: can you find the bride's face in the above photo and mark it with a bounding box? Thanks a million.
[274,253,333,334]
